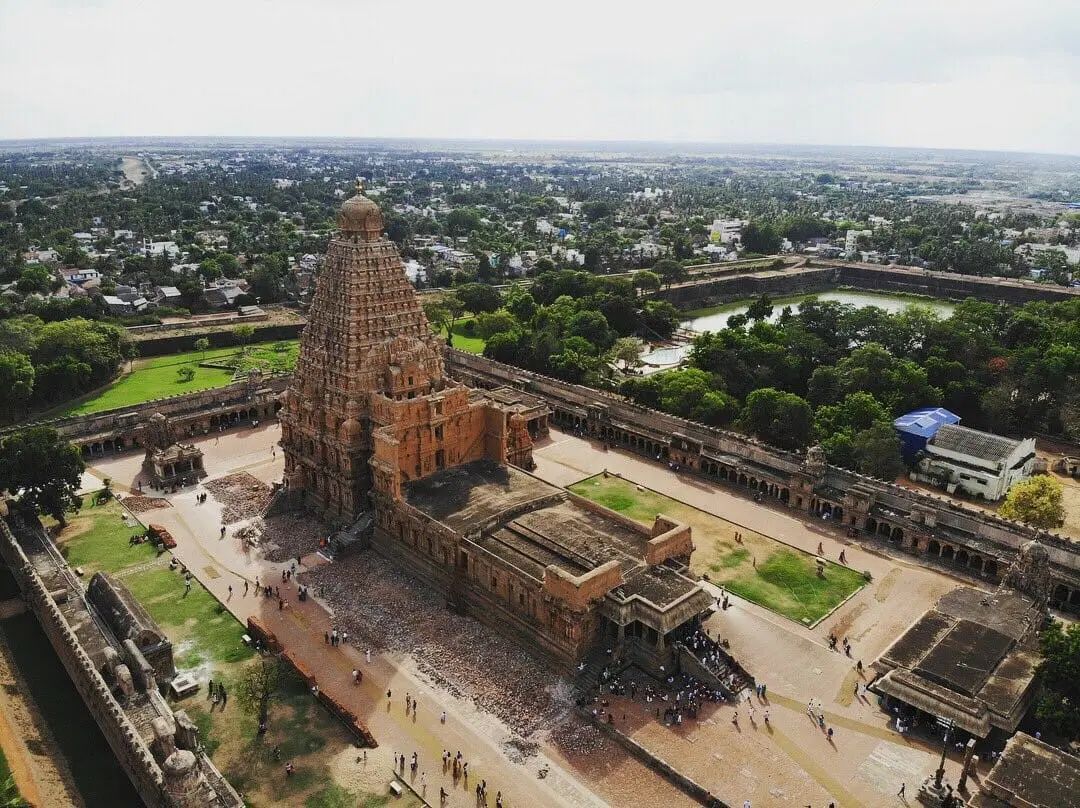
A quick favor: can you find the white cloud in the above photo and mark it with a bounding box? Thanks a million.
[1,0,1078,154]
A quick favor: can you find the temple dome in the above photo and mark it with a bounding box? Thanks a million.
[336,181,384,241]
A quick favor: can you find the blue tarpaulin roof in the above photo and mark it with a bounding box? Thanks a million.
[893,407,961,438]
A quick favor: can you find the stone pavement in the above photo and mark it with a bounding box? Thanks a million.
[88,426,696,808]
[532,427,972,806]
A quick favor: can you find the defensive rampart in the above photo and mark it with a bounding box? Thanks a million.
[0,507,242,807]
[656,262,1080,308]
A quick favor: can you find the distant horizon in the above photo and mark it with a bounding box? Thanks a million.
[2,134,1079,162]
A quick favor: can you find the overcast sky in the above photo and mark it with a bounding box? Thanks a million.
[2,0,1079,154]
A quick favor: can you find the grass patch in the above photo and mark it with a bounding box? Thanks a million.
[306,786,398,808]
[710,546,749,571]
[569,473,865,624]
[441,318,486,354]
[52,497,158,576]
[0,747,27,808]
[123,567,254,666]
[61,340,298,416]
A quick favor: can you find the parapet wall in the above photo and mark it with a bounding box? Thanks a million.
[655,261,1080,308]
[0,516,168,805]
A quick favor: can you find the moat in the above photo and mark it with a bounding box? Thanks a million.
[681,289,957,332]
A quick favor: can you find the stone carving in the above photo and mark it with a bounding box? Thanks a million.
[1002,534,1053,610]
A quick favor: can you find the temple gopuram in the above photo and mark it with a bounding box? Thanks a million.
[279,184,713,672]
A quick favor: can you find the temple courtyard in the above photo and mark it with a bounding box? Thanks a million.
[76,420,984,807]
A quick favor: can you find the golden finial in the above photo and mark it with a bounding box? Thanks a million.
[355,177,364,195]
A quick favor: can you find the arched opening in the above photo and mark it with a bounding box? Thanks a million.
[1052,585,1069,608]
[942,545,955,562]
[985,559,998,579]
[866,517,878,535]
[928,539,941,556]
[956,550,969,567]
[891,527,903,544]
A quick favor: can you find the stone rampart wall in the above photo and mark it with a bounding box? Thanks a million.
[655,262,1080,308]
[134,323,304,357]
[0,518,168,806]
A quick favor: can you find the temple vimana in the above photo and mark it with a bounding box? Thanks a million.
[279,185,712,669]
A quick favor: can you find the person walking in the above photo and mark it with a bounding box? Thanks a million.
[219,686,227,708]
[352,669,359,685]
[365,648,371,663]
[898,782,906,798]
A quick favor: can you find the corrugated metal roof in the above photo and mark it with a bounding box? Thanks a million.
[930,424,1021,462]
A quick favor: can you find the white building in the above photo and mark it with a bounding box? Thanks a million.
[845,229,873,256]
[914,425,1036,501]
[710,218,746,245]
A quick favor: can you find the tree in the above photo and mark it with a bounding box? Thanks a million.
[745,294,774,322]
[176,366,195,383]
[0,351,34,420]
[611,337,642,369]
[741,221,782,254]
[999,475,1065,529]
[653,259,687,289]
[16,265,56,295]
[454,282,502,314]
[474,309,517,340]
[0,428,84,526]
[237,657,281,724]
[851,422,906,481]
[633,270,661,295]
[1035,619,1080,739]
[194,337,210,360]
[446,208,482,237]
[423,295,465,344]
[739,388,813,450]
[504,286,537,322]
[641,301,681,340]
[232,324,256,352]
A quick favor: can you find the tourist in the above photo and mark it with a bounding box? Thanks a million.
[243,581,249,596]
[285,763,294,777]
[220,525,226,538]
[839,550,847,564]
[898,782,906,798]
[827,726,834,742]
[496,792,503,808]
[208,679,214,700]
[227,584,232,599]
[341,631,348,645]
[763,709,769,725]
[440,710,446,724]
[184,579,192,597]
[366,648,371,663]
[219,686,227,708]
[352,669,359,684]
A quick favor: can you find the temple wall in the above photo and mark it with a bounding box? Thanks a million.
[446,349,1080,607]
[0,517,169,806]
[0,513,243,807]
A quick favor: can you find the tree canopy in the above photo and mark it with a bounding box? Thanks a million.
[999,475,1066,529]
[0,427,85,525]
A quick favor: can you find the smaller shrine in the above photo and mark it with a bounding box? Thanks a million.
[141,413,206,488]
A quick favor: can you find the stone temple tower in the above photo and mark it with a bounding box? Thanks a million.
[279,182,446,520]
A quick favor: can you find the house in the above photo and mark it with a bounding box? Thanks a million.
[58,267,101,285]
[144,240,181,259]
[203,280,247,308]
[912,424,1036,501]
[845,229,873,256]
[113,229,135,241]
[710,218,746,245]
[102,295,149,315]
[154,286,182,305]
[403,259,427,285]
[32,248,60,263]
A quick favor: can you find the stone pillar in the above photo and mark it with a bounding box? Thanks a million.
[162,750,211,808]
[173,710,200,751]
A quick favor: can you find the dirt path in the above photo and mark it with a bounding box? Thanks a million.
[0,615,83,808]
[120,155,154,188]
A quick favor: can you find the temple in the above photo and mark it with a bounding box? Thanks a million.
[279,184,712,671]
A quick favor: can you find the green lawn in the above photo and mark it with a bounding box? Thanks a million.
[0,747,27,808]
[61,340,299,416]
[569,474,866,625]
[53,497,159,576]
[441,318,486,354]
